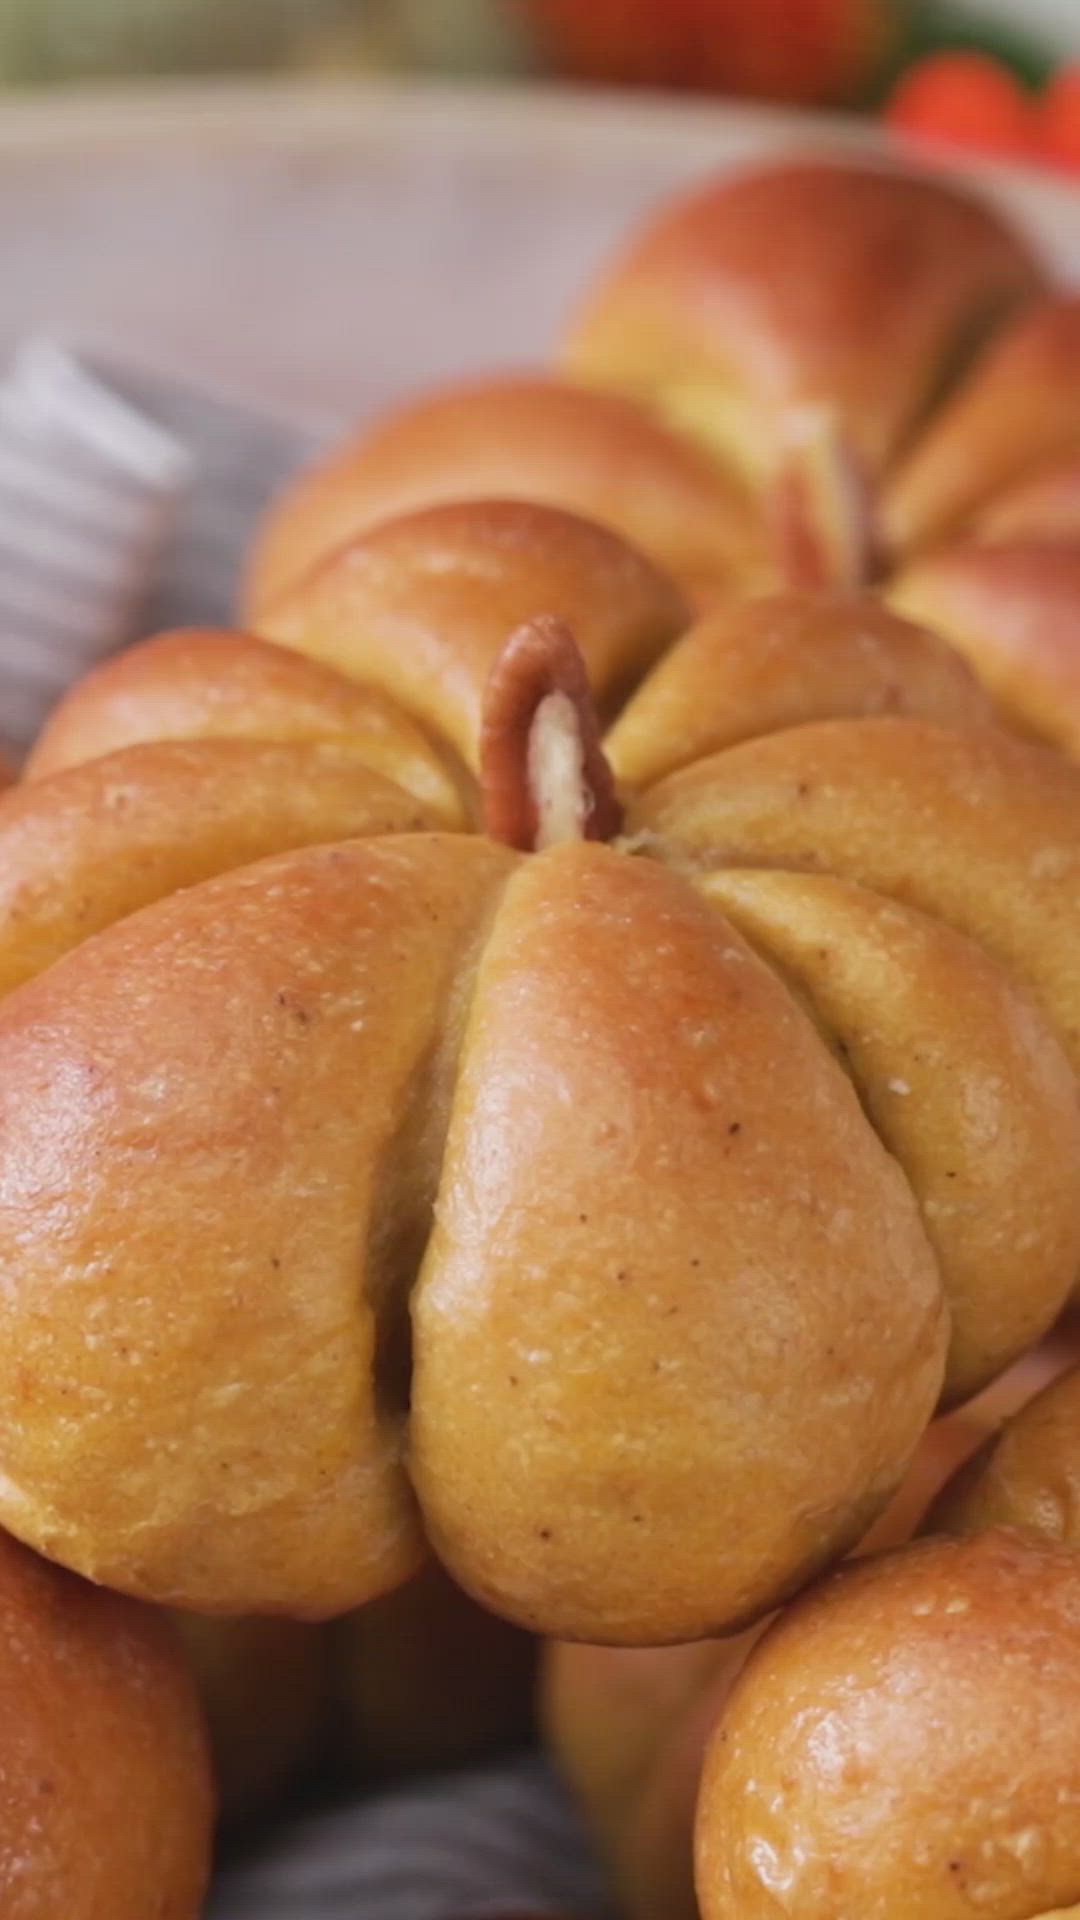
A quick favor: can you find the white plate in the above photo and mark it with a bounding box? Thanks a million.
[1,79,1079,431]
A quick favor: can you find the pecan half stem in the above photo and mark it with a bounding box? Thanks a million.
[480,617,623,852]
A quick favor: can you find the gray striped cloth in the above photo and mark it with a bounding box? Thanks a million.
[0,341,609,1919]
[0,339,328,756]
[209,1758,607,1920]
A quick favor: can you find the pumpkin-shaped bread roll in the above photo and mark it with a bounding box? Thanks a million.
[246,151,1074,620]
[0,503,1077,1643]
[241,162,1080,758]
[562,158,1044,587]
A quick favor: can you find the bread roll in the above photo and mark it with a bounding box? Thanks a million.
[563,159,1043,585]
[565,160,1042,486]
[243,376,758,617]
[0,1526,211,1917]
[0,511,1074,1637]
[695,1532,1080,1919]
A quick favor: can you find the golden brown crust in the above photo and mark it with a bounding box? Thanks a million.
[0,831,948,1634]
[0,1528,211,1918]
[884,295,1080,552]
[632,718,1080,1335]
[698,869,1080,1402]
[26,627,465,822]
[563,159,1044,486]
[243,376,758,616]
[630,718,1080,1078]
[696,1532,1080,1919]
[604,591,991,790]
[0,834,516,1615]
[929,1360,1080,1547]
[3,155,1080,1665]
[4,485,1080,1644]
[0,737,444,998]
[4,627,1079,1627]
[256,498,689,772]
[411,841,944,1641]
[889,541,1080,760]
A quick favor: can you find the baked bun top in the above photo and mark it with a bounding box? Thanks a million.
[243,376,758,617]
[697,1530,1080,1920]
[563,159,1044,485]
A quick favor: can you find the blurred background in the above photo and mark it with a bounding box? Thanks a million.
[2,3,1080,173]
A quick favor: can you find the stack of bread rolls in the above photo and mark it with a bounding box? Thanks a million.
[5,148,1080,1915]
